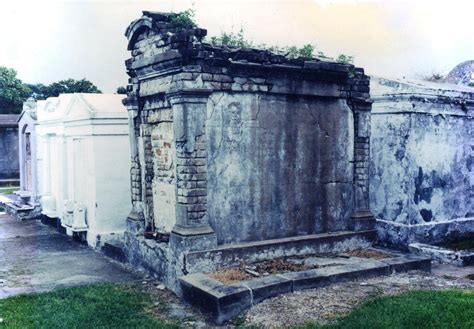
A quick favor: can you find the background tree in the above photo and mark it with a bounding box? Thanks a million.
[28,78,102,100]
[116,86,127,94]
[0,67,30,114]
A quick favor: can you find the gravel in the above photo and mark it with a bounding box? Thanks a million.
[242,269,474,327]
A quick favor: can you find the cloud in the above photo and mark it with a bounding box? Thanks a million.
[0,0,471,92]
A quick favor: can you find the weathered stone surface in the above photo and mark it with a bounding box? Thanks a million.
[409,242,474,267]
[123,11,375,292]
[445,60,474,86]
[370,76,474,248]
[179,251,430,324]
[180,273,252,325]
[0,214,139,299]
[281,260,390,291]
[238,275,292,304]
[207,93,354,243]
[185,230,375,274]
[0,115,19,180]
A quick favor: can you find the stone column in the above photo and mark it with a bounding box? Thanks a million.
[123,92,146,234]
[167,89,217,251]
[351,100,376,231]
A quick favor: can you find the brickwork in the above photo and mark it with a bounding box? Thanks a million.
[123,11,375,289]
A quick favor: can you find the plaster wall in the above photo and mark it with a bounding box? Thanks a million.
[206,92,354,244]
[0,127,19,180]
[370,77,474,246]
[18,111,38,199]
[36,94,131,248]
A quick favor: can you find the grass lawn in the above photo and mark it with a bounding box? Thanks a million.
[1,285,472,329]
[0,187,18,195]
[300,289,474,329]
[0,284,179,329]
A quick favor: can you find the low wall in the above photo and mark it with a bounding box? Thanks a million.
[370,77,474,248]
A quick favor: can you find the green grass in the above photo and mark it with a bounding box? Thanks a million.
[299,289,474,329]
[0,187,18,195]
[0,284,179,329]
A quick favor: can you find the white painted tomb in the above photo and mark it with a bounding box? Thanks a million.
[36,93,131,248]
[18,98,39,202]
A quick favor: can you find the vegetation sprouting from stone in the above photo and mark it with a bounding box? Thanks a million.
[420,72,445,83]
[208,28,253,49]
[169,8,197,29]
[336,54,355,65]
[169,8,354,63]
[207,28,353,64]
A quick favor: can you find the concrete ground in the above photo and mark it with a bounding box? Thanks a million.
[0,213,140,299]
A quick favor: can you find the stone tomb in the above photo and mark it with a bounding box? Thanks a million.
[35,93,131,248]
[122,11,378,292]
[370,77,474,249]
[0,114,19,183]
[5,99,42,220]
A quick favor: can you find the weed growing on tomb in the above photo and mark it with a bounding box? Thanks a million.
[169,8,197,29]
[207,26,353,63]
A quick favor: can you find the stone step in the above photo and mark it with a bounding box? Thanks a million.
[185,230,376,274]
[409,242,474,267]
[102,240,126,263]
[180,253,431,325]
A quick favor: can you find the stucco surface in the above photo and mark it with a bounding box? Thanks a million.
[370,76,474,245]
[0,126,19,180]
[207,93,354,244]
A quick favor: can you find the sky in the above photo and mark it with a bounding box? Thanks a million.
[0,0,473,93]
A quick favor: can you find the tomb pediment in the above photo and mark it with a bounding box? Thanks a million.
[37,94,127,123]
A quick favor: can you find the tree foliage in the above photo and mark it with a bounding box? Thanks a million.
[27,79,101,100]
[116,86,127,94]
[0,67,30,114]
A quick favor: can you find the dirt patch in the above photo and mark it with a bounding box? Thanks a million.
[137,278,210,327]
[209,257,317,284]
[208,249,395,284]
[341,248,393,259]
[209,268,254,284]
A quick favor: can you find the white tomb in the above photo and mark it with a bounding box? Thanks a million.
[4,99,42,220]
[36,93,131,248]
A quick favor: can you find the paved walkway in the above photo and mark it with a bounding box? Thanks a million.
[0,214,140,299]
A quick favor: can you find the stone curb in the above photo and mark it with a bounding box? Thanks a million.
[180,255,431,324]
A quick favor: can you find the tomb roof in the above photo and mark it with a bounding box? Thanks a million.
[37,93,127,123]
[0,114,20,127]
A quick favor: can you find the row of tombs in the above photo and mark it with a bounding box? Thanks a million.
[5,12,474,293]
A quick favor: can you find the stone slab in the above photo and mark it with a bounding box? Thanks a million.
[281,260,390,291]
[409,242,474,267]
[185,230,376,273]
[102,240,127,263]
[0,214,140,299]
[180,273,251,325]
[179,251,431,324]
[238,275,292,304]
